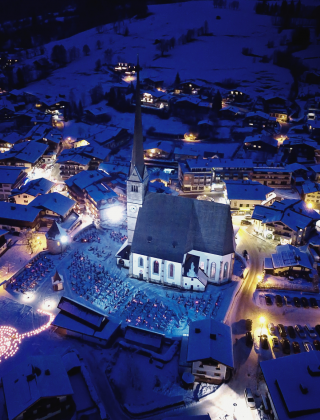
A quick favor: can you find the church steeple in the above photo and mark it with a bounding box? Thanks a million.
[130,55,145,179]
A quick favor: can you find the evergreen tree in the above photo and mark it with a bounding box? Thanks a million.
[16,68,25,88]
[174,72,181,87]
[108,88,117,107]
[83,44,90,56]
[213,90,222,111]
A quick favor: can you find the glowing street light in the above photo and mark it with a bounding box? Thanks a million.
[307,202,313,209]
[259,316,265,325]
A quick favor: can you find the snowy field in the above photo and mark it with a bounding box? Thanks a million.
[12,0,308,107]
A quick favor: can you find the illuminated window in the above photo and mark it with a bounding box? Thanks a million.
[153,260,159,274]
[57,242,60,246]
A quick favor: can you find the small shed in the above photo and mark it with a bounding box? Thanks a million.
[52,270,64,291]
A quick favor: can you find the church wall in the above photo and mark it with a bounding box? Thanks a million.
[163,259,182,287]
[186,250,234,284]
[182,276,206,291]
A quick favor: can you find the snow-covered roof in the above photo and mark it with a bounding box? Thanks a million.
[186,158,253,170]
[197,119,214,126]
[187,319,233,368]
[144,141,173,154]
[0,141,48,164]
[268,244,313,270]
[176,96,202,105]
[46,221,67,239]
[0,229,8,237]
[57,296,105,328]
[0,166,26,184]
[245,111,274,120]
[244,134,278,148]
[260,352,320,420]
[31,192,75,217]
[86,183,118,204]
[225,180,273,201]
[11,177,54,198]
[301,181,320,195]
[0,201,41,222]
[219,105,239,114]
[0,132,22,144]
[65,169,108,190]
[252,199,320,230]
[132,194,234,263]
[2,355,74,420]
[57,149,91,165]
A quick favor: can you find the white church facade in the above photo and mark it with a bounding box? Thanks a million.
[116,58,235,291]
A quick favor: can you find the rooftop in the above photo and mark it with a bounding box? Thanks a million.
[0,166,26,184]
[260,352,320,420]
[225,180,273,201]
[11,177,54,198]
[187,319,233,368]
[31,192,75,217]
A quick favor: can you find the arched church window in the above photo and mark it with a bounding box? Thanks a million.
[210,262,216,279]
[223,262,229,279]
[138,257,143,268]
[153,260,159,274]
[168,263,174,278]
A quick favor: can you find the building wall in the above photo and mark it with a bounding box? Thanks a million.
[192,360,227,384]
[187,250,234,284]
[13,193,36,205]
[229,198,262,212]
[305,191,320,209]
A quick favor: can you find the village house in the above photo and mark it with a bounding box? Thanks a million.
[252,199,320,245]
[251,166,292,189]
[264,244,315,281]
[58,151,90,180]
[300,181,320,210]
[184,319,234,384]
[1,355,74,420]
[228,87,251,103]
[260,352,320,420]
[263,94,288,122]
[0,201,42,232]
[65,169,119,222]
[10,177,55,205]
[85,106,111,124]
[89,126,129,149]
[282,137,319,163]
[0,132,23,153]
[141,90,171,110]
[225,180,274,215]
[308,120,320,139]
[142,77,164,90]
[177,80,208,95]
[244,111,278,129]
[218,105,241,120]
[114,62,136,74]
[243,134,278,154]
[0,141,48,171]
[309,164,320,182]
[174,143,226,161]
[0,229,10,256]
[0,166,27,200]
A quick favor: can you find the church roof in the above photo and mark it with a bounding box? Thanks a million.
[131,194,234,262]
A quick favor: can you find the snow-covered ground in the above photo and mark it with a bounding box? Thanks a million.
[12,0,306,106]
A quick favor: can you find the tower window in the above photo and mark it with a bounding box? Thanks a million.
[168,263,174,279]
[138,257,144,268]
[153,260,159,274]
[131,185,138,192]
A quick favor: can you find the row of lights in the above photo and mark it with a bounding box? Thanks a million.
[0,310,54,363]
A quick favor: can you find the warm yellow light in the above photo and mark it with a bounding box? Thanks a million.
[259,316,265,324]
[257,275,262,280]
[37,236,40,240]
[307,202,313,209]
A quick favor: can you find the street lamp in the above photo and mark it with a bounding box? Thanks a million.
[60,235,68,254]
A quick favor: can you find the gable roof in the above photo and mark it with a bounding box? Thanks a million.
[46,221,66,239]
[0,141,48,164]
[2,355,74,420]
[0,201,41,222]
[225,180,273,201]
[131,194,234,262]
[0,166,26,184]
[11,177,54,198]
[31,193,75,217]
[187,319,233,368]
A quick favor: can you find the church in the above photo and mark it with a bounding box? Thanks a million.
[116,61,235,291]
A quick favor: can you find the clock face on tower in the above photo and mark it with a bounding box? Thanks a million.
[129,205,137,213]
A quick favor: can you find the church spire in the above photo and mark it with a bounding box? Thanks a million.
[130,55,145,179]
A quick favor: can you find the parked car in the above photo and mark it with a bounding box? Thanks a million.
[295,324,306,338]
[284,296,292,306]
[268,323,275,335]
[275,295,283,307]
[305,324,317,338]
[293,297,301,307]
[292,341,301,354]
[315,325,320,336]
[245,319,253,331]
[265,295,272,306]
[241,219,252,226]
[244,388,256,410]
[277,324,287,337]
[246,331,253,347]
[272,336,280,351]
[287,326,296,339]
[281,338,290,354]
[313,340,320,351]
[301,297,309,308]
[304,341,313,352]
[310,297,319,309]
[261,334,269,350]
